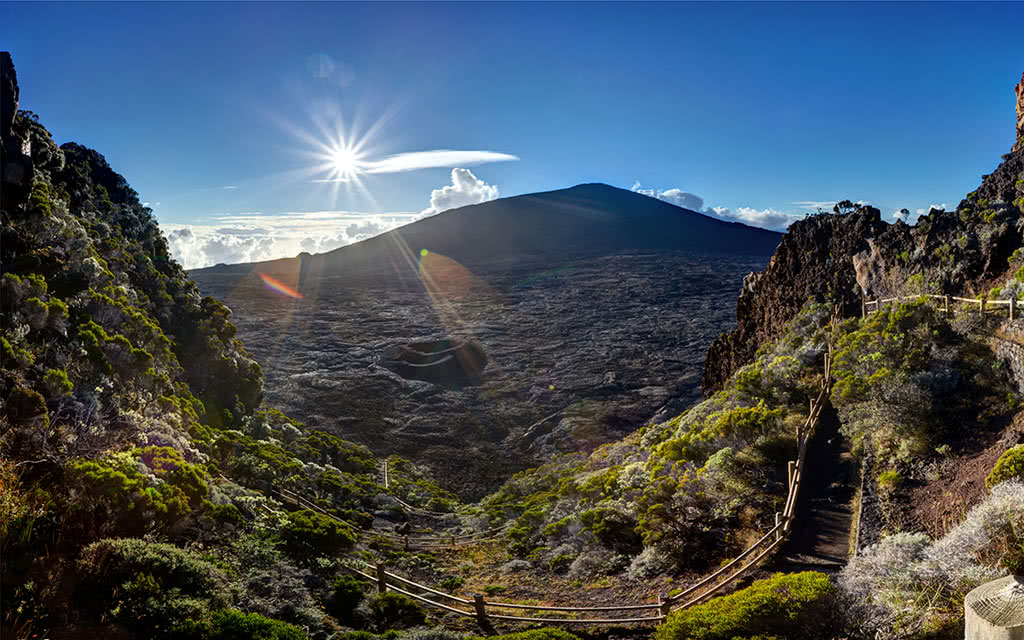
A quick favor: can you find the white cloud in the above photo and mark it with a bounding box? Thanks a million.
[422,168,500,216]
[222,185,239,190]
[792,200,837,212]
[633,182,799,231]
[710,206,800,231]
[161,210,420,269]
[893,208,910,222]
[631,182,704,211]
[362,150,518,174]
[915,203,947,216]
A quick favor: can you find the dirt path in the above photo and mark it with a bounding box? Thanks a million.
[772,402,856,573]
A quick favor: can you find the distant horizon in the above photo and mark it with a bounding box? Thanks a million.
[3,1,1022,268]
[183,181,790,271]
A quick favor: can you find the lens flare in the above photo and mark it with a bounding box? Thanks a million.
[259,273,304,299]
[329,144,363,179]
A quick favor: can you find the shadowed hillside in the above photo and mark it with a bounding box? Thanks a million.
[197,183,782,280]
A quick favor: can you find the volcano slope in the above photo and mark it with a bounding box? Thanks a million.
[191,185,781,498]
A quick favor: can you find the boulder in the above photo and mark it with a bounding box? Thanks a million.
[380,338,487,389]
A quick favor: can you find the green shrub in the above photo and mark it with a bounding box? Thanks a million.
[43,368,74,397]
[438,576,464,592]
[876,470,902,493]
[5,385,49,429]
[172,609,306,640]
[2,336,16,364]
[367,592,427,630]
[987,445,1024,489]
[482,584,506,596]
[329,574,370,625]
[77,538,227,633]
[279,508,357,559]
[548,553,574,573]
[65,450,210,537]
[654,572,835,640]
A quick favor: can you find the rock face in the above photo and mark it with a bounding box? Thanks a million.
[380,338,487,389]
[704,71,1024,394]
[1015,71,1024,153]
[1,52,17,144]
[992,322,1024,395]
[1,51,33,214]
[702,208,889,393]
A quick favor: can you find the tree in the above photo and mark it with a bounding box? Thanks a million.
[833,200,856,215]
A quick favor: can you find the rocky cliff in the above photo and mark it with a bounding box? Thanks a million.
[703,71,1024,394]
[1014,71,1024,154]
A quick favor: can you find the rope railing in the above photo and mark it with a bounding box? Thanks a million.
[333,350,835,632]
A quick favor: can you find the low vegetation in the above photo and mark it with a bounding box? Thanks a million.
[840,480,1024,637]
[655,572,836,640]
[476,304,834,576]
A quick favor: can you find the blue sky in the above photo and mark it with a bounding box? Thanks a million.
[3,2,1022,267]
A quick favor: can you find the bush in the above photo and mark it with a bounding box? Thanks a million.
[987,444,1024,489]
[876,469,902,493]
[329,574,370,625]
[840,481,1024,634]
[5,385,48,429]
[279,508,357,559]
[77,538,227,633]
[438,576,464,592]
[172,609,306,640]
[654,572,835,640]
[367,592,427,630]
[42,367,74,397]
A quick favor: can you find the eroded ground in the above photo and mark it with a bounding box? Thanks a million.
[192,251,767,498]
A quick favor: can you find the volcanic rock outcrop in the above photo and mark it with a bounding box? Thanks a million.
[1,51,33,213]
[380,338,487,389]
[1014,71,1024,154]
[703,71,1024,394]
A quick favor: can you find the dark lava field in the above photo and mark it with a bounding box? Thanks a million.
[192,250,767,498]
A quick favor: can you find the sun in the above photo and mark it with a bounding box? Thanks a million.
[330,145,362,179]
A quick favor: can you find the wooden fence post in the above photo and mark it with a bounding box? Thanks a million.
[403,536,409,552]
[1012,297,1016,321]
[775,512,783,541]
[861,298,866,318]
[787,460,796,493]
[376,564,388,594]
[944,295,950,315]
[981,298,986,315]
[473,594,495,635]
[659,593,671,619]
[383,461,389,489]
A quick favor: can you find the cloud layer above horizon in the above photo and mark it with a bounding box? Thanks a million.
[163,168,501,269]
[630,183,802,231]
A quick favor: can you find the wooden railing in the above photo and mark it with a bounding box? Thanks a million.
[864,293,1021,319]
[327,351,835,631]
